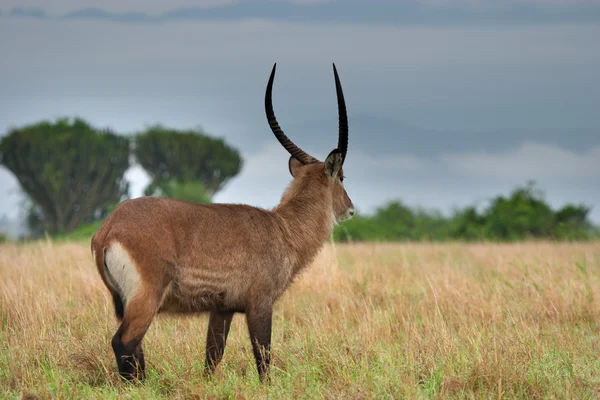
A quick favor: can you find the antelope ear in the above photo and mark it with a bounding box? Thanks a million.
[324,149,343,179]
[288,156,303,177]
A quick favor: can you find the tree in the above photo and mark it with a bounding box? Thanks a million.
[483,182,555,240]
[144,180,212,205]
[448,206,487,240]
[0,118,130,234]
[134,126,243,202]
[554,204,593,240]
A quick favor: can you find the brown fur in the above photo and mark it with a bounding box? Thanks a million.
[91,156,354,381]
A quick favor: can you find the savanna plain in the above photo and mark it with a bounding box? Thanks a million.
[1,240,600,399]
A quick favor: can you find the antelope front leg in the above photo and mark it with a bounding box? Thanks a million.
[246,304,273,382]
[204,310,234,375]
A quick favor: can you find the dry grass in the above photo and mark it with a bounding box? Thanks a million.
[1,240,600,399]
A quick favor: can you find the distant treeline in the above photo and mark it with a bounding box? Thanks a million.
[333,183,598,242]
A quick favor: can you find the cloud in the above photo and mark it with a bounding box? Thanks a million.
[1,8,599,225]
[213,140,426,209]
[0,168,22,218]
[342,151,426,185]
[213,142,305,208]
[124,165,151,199]
[441,142,600,180]
[2,0,600,25]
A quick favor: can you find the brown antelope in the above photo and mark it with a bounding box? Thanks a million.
[91,63,354,382]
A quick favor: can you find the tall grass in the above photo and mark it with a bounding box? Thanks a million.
[1,240,599,398]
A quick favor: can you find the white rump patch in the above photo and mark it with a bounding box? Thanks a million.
[104,241,141,304]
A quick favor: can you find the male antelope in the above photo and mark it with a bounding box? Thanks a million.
[91,63,354,382]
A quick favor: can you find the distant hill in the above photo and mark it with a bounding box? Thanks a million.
[63,8,149,22]
[7,6,46,19]
[3,1,600,25]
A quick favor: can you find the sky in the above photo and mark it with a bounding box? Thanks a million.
[1,0,599,229]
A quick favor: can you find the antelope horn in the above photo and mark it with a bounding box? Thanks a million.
[333,63,348,163]
[265,63,319,164]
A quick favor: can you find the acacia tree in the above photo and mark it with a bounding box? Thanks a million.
[0,118,130,234]
[134,126,242,203]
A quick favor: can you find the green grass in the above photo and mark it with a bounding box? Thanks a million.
[51,219,105,242]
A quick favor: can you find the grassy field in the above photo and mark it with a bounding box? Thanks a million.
[1,240,600,399]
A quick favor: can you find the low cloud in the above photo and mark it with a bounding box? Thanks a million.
[347,151,424,174]
[212,142,293,208]
[213,141,427,209]
[441,141,600,180]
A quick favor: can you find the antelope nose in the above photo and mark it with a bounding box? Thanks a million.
[349,208,355,216]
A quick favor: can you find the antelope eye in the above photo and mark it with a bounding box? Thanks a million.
[340,175,345,182]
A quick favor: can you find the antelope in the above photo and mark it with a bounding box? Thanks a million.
[91,63,354,382]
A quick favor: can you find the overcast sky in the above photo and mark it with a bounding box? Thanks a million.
[1,0,599,225]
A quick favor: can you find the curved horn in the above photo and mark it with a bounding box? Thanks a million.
[265,63,319,164]
[333,63,348,163]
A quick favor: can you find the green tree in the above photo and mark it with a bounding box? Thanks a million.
[144,180,212,205]
[373,201,415,239]
[554,204,592,240]
[135,126,242,203]
[0,118,130,234]
[483,182,555,240]
[448,206,487,240]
